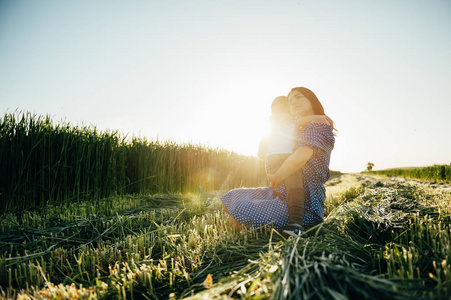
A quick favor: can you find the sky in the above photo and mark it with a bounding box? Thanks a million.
[1,0,450,173]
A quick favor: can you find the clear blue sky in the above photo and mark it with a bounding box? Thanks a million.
[1,0,450,173]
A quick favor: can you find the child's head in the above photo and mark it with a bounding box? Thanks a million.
[271,96,289,115]
[270,96,291,125]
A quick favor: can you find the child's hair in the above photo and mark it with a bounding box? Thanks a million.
[271,96,289,115]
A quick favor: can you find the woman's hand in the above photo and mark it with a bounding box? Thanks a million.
[268,173,282,189]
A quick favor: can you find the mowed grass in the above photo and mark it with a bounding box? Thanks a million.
[0,192,271,299]
[1,175,450,299]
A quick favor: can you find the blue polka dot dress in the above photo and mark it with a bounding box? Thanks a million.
[221,123,335,230]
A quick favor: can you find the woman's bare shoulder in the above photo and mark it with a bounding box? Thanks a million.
[308,116,330,125]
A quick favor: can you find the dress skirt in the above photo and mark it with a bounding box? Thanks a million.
[221,186,289,230]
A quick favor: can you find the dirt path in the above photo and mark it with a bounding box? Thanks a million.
[325,173,361,198]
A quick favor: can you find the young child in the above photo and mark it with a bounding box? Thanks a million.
[258,96,306,235]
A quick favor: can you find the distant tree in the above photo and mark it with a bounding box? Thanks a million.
[367,162,374,171]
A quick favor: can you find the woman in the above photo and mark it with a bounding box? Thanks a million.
[221,87,335,236]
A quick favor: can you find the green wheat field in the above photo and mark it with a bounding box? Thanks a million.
[1,112,450,299]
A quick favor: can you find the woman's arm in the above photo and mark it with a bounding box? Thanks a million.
[268,145,313,188]
[268,116,329,188]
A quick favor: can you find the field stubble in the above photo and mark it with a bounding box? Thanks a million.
[0,174,450,299]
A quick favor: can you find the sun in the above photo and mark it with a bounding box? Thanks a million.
[172,78,293,158]
[192,94,272,157]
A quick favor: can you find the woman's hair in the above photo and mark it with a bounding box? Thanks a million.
[271,96,289,115]
[288,87,325,115]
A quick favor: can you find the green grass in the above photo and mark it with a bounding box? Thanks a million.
[1,175,450,299]
[365,165,451,182]
[0,112,267,212]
